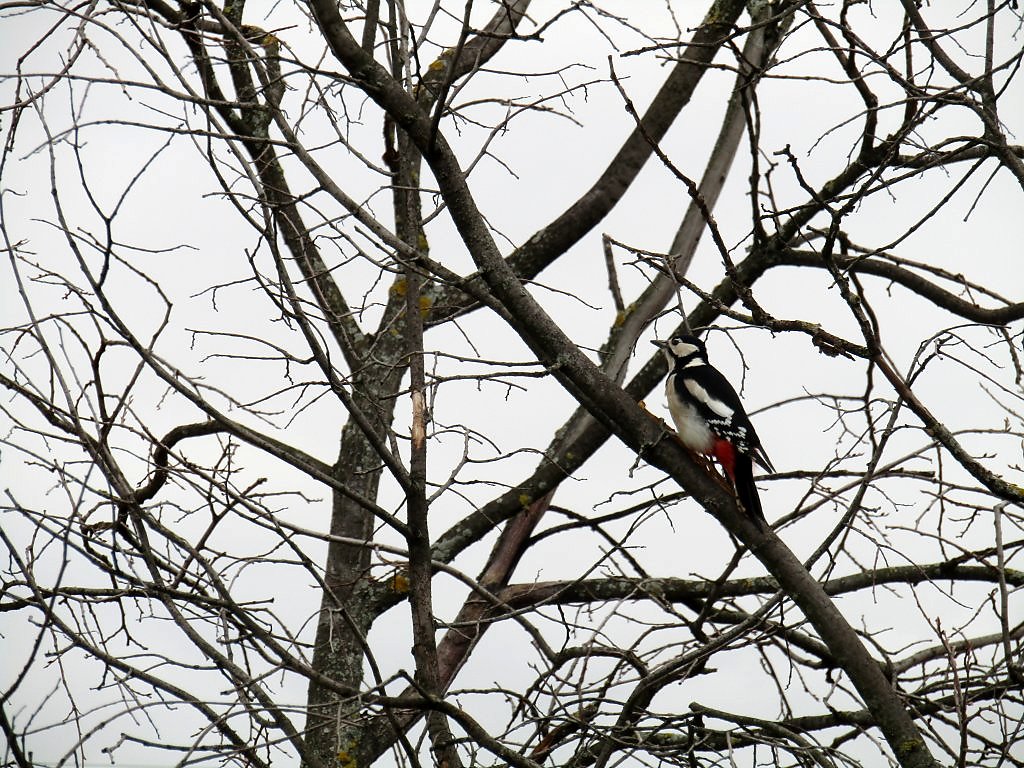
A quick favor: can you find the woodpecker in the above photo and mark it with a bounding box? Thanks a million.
[653,334,774,525]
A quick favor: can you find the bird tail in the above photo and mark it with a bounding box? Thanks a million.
[733,454,767,528]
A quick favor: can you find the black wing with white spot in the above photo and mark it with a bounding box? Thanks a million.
[674,363,773,472]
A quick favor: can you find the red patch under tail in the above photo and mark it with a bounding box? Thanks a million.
[711,438,737,483]
[712,439,766,527]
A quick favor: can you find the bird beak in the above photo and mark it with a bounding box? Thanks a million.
[651,339,668,349]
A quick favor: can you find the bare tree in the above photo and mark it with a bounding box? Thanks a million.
[2,1,1023,767]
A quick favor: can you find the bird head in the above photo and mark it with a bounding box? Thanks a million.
[652,334,707,365]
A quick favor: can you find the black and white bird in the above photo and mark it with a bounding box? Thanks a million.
[653,334,774,525]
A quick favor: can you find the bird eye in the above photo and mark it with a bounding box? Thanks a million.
[671,336,682,345]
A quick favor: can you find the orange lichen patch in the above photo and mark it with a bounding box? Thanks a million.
[390,572,410,594]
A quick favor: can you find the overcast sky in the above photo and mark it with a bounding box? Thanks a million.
[3,1,1023,765]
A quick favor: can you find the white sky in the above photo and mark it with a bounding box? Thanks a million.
[2,0,1023,765]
